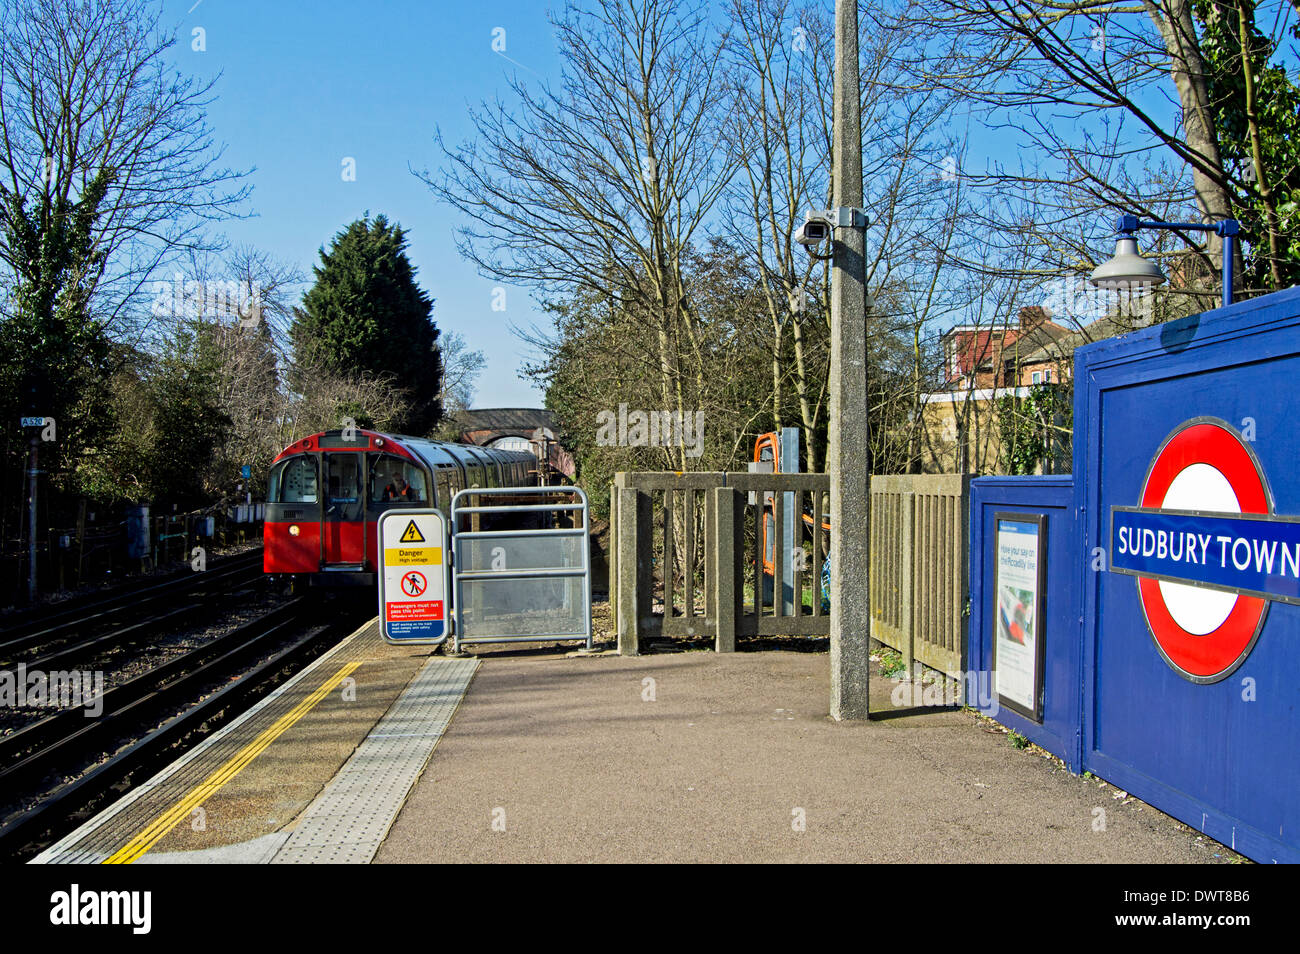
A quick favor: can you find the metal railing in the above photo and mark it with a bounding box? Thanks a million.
[449,486,592,650]
[4,509,264,605]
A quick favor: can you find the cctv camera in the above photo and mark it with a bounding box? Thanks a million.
[794,215,831,247]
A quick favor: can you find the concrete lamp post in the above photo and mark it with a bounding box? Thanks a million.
[1090,213,1241,309]
[823,0,871,721]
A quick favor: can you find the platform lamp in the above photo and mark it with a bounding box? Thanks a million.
[1090,214,1240,309]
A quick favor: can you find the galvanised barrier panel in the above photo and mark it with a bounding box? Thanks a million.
[1075,286,1300,863]
[450,487,591,650]
[969,476,1080,771]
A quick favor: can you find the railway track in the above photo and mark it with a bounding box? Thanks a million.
[0,549,265,667]
[0,594,373,861]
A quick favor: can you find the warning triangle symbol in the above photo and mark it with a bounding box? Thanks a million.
[399,520,425,543]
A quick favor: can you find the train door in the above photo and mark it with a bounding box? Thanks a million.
[434,466,454,515]
[321,451,365,569]
[266,454,321,574]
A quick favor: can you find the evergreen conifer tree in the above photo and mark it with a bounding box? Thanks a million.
[291,214,442,434]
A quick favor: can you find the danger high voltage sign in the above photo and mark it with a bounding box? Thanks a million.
[377,509,448,644]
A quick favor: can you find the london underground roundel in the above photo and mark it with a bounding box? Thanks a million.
[1109,417,1297,683]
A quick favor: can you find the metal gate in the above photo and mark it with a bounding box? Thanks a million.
[449,486,592,651]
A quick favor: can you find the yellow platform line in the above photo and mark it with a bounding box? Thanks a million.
[104,660,364,864]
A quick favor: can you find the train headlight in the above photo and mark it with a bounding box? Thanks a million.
[289,525,300,536]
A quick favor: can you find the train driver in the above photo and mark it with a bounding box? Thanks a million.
[383,469,421,502]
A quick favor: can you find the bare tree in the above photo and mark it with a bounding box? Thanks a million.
[890,0,1282,292]
[418,0,737,469]
[438,331,487,414]
[723,0,968,474]
[0,0,250,336]
[282,365,412,443]
[723,0,833,468]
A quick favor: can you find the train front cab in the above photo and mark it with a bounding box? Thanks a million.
[265,430,543,586]
[266,431,435,585]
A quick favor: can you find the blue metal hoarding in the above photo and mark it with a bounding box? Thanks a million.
[969,476,1081,771]
[1074,286,1300,863]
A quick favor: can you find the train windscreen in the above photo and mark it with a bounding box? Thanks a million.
[271,456,318,503]
[368,454,428,504]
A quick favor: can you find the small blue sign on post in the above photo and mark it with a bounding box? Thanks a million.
[240,464,252,479]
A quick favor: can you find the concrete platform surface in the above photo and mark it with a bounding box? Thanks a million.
[376,649,1236,863]
[33,620,453,864]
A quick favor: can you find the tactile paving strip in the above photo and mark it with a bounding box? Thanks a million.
[270,656,478,864]
[31,620,381,865]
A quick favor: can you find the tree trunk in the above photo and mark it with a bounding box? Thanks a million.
[1145,0,1237,275]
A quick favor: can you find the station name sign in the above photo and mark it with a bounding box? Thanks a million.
[1109,417,1283,683]
[1111,508,1300,605]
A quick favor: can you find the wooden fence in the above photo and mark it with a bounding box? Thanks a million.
[611,471,970,670]
[869,474,971,675]
[2,507,264,606]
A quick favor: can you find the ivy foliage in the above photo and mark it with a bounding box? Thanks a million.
[996,384,1072,475]
[0,167,117,500]
[1193,0,1300,289]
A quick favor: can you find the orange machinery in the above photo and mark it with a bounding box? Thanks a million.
[753,432,830,578]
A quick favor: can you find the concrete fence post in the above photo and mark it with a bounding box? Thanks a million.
[901,489,915,677]
[617,487,650,656]
[713,486,740,653]
[704,489,716,631]
[608,482,618,621]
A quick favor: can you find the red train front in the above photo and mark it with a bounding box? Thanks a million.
[264,429,537,586]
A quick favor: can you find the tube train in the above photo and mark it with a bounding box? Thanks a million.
[263,429,538,585]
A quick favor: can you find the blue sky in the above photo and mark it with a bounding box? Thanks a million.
[170,0,565,407]
[166,0,1300,405]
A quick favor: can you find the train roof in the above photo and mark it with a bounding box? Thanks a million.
[271,429,535,466]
